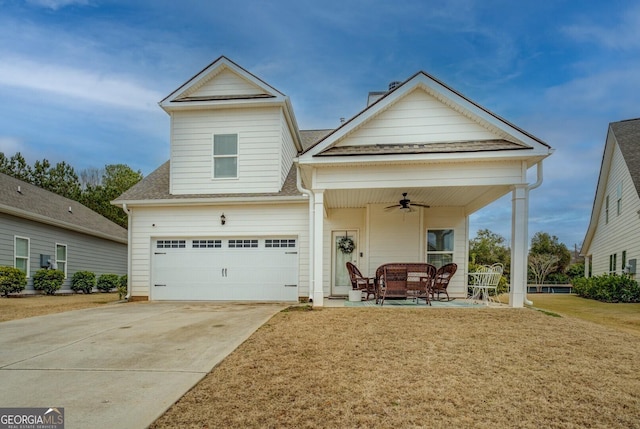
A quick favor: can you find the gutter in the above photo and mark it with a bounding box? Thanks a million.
[523,161,544,306]
[295,161,314,302]
[122,203,133,301]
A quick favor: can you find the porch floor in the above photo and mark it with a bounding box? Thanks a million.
[322,297,507,308]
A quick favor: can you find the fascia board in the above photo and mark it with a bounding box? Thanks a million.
[0,204,127,244]
[112,195,308,208]
[160,96,287,112]
[298,148,550,167]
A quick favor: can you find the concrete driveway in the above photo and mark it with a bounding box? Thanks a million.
[0,301,287,429]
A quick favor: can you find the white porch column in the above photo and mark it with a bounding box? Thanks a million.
[510,185,528,307]
[312,190,325,306]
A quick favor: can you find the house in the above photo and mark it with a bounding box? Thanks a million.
[114,56,553,307]
[0,172,128,293]
[581,118,640,277]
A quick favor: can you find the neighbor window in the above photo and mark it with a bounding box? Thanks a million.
[426,229,454,269]
[609,253,617,273]
[213,134,238,178]
[622,250,627,271]
[15,236,30,277]
[617,182,622,216]
[56,244,67,277]
[605,195,609,224]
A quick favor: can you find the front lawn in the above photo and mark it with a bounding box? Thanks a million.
[151,305,640,428]
[0,292,120,322]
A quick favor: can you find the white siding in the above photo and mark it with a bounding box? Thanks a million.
[314,160,525,190]
[319,205,468,298]
[188,68,265,98]
[281,109,297,185]
[588,144,640,275]
[170,107,283,194]
[336,89,499,147]
[128,203,309,299]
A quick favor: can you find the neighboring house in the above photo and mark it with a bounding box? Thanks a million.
[114,56,552,307]
[0,173,128,293]
[581,118,640,277]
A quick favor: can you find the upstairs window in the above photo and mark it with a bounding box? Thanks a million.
[617,182,622,216]
[15,236,30,277]
[213,134,238,178]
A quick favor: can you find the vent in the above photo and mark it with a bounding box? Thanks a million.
[388,81,402,91]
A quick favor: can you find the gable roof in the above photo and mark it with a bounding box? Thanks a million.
[581,118,640,255]
[159,55,302,152]
[300,71,550,162]
[611,118,640,196]
[0,173,127,243]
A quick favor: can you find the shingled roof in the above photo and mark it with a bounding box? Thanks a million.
[611,118,640,196]
[316,140,530,156]
[0,173,127,243]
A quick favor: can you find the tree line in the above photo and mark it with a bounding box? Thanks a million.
[0,152,142,229]
[470,228,581,287]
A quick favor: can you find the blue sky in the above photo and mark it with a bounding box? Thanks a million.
[1,0,639,249]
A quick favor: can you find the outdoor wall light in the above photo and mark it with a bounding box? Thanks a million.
[220,213,226,225]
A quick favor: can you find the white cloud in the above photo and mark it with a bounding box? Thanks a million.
[24,0,90,10]
[0,136,25,154]
[563,4,640,50]
[0,57,163,112]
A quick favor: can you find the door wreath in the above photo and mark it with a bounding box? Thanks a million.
[338,237,355,254]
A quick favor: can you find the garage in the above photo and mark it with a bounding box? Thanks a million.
[151,237,299,301]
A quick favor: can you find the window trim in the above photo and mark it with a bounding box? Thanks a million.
[212,133,239,180]
[426,228,455,269]
[14,236,30,277]
[55,243,68,278]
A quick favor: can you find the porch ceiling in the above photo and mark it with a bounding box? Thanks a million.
[323,185,511,211]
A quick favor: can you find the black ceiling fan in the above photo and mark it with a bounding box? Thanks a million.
[385,192,430,212]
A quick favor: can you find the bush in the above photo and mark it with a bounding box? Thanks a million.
[71,271,96,294]
[0,266,27,296]
[33,269,65,295]
[97,274,119,293]
[572,274,640,303]
[118,274,127,300]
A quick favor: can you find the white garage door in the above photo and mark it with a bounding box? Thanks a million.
[151,238,299,301]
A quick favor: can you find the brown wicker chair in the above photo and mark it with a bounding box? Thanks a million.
[413,264,437,305]
[431,263,457,301]
[379,266,408,306]
[346,262,376,301]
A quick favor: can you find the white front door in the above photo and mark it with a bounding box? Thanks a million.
[331,230,358,296]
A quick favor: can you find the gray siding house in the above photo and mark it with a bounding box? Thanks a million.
[0,173,127,293]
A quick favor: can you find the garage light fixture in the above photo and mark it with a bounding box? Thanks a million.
[220,213,226,225]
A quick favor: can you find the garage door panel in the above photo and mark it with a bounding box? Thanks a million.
[152,239,298,301]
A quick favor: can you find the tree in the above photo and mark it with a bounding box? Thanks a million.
[45,161,81,200]
[78,167,104,190]
[0,152,32,181]
[529,253,560,292]
[529,232,571,274]
[469,229,510,267]
[81,164,142,228]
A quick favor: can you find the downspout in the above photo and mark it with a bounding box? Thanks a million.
[122,203,133,301]
[523,161,544,306]
[295,161,314,302]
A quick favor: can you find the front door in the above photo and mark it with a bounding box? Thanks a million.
[331,230,358,296]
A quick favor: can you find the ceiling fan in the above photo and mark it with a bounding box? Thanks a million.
[385,192,430,212]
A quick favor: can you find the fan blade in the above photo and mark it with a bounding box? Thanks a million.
[412,203,430,208]
[384,204,400,211]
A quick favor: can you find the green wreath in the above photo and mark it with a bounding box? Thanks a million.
[338,237,355,254]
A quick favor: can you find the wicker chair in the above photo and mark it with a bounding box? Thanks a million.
[413,264,437,305]
[379,266,408,306]
[346,262,376,301]
[431,263,457,301]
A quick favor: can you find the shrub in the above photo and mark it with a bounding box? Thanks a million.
[572,274,640,303]
[97,274,119,293]
[71,271,96,294]
[118,274,127,300]
[33,269,65,295]
[0,266,27,296]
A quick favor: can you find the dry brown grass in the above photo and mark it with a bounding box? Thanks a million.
[0,292,120,322]
[152,306,640,429]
